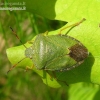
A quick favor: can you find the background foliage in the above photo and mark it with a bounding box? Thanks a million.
[0,0,100,100]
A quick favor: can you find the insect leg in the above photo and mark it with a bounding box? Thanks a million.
[43,31,48,36]
[52,72,69,86]
[24,65,34,72]
[59,18,86,34]
[27,40,34,44]
[46,71,69,86]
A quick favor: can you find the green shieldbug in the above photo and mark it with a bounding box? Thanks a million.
[8,18,88,73]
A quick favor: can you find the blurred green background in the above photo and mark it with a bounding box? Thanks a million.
[0,1,100,100]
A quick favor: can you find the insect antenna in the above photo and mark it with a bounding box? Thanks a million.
[7,27,27,74]
[9,26,27,48]
[7,57,27,74]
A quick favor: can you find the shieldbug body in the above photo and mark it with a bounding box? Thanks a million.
[25,33,88,71]
[8,18,88,73]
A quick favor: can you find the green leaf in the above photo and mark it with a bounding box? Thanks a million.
[7,0,100,88]
[69,83,99,100]
[8,0,100,22]
[6,20,100,88]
